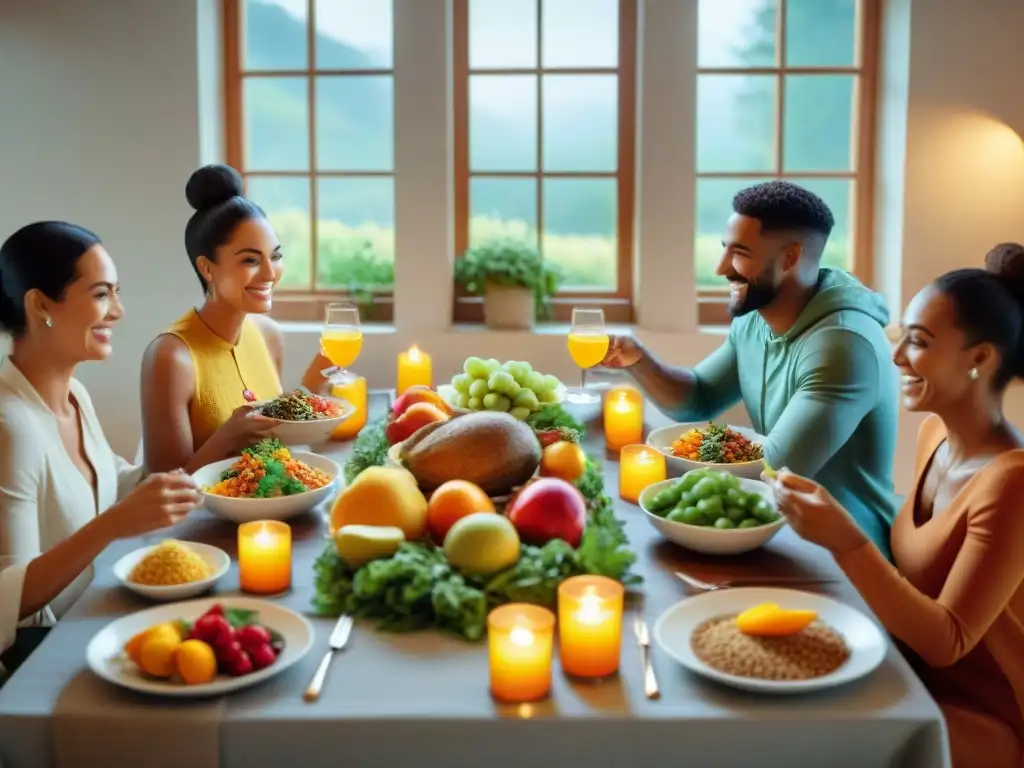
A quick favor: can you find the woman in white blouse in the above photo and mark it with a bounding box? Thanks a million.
[0,222,201,678]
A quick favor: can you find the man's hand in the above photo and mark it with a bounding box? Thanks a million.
[602,335,645,368]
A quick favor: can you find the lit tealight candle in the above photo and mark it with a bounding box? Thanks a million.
[488,603,555,703]
[329,374,367,441]
[619,444,666,503]
[397,345,433,395]
[238,520,292,595]
[603,386,643,452]
[558,575,624,679]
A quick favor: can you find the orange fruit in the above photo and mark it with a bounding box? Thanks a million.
[539,441,587,481]
[175,639,218,685]
[124,622,181,666]
[139,632,182,678]
[427,480,495,543]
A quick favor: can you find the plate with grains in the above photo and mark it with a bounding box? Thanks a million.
[653,587,887,694]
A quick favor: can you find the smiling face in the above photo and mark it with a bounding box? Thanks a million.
[891,284,996,412]
[716,214,796,317]
[196,217,282,313]
[28,244,124,362]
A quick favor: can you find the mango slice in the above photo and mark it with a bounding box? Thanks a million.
[735,603,817,637]
[334,524,405,568]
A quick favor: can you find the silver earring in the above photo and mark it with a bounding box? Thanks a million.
[44,316,53,328]
[969,367,979,380]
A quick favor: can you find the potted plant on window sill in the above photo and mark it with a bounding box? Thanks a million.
[454,239,563,330]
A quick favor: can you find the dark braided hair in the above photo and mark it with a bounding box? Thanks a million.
[934,242,1024,389]
[183,164,265,291]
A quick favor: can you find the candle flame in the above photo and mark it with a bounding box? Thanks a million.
[509,626,535,647]
[408,344,421,361]
[254,528,274,547]
[613,395,632,413]
[576,590,605,625]
[636,449,654,465]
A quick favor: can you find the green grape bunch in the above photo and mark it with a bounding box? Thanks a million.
[449,357,562,420]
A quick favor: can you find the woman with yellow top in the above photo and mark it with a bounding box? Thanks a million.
[141,164,330,473]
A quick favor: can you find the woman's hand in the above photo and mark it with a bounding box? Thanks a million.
[100,471,202,540]
[602,335,645,368]
[207,404,279,456]
[763,469,868,556]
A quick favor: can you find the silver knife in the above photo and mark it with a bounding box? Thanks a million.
[633,616,660,700]
[304,614,353,703]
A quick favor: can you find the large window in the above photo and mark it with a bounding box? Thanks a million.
[452,0,637,323]
[224,0,395,322]
[695,0,877,325]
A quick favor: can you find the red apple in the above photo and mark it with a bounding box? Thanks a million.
[506,477,587,548]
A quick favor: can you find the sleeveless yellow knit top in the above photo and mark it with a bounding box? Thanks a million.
[164,309,283,450]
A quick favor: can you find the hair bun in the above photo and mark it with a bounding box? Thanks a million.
[185,164,244,211]
[985,242,1024,288]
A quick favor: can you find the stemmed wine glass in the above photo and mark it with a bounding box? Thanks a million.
[320,302,363,386]
[565,308,608,404]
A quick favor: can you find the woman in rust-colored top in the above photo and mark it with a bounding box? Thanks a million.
[768,243,1024,768]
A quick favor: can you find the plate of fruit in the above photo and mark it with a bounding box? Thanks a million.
[439,357,566,420]
[86,597,313,696]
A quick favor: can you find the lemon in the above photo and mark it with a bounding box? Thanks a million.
[139,632,182,678]
[175,639,218,685]
[124,622,181,667]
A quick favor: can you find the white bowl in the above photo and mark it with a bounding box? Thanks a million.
[192,451,341,523]
[653,587,887,694]
[647,422,767,479]
[113,542,230,601]
[252,394,355,446]
[437,383,567,415]
[86,596,314,697]
[639,476,785,555]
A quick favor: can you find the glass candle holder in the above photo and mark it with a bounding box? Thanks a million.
[618,444,666,503]
[487,603,555,703]
[397,345,432,395]
[603,386,643,452]
[329,374,368,441]
[557,575,625,679]
[238,520,292,595]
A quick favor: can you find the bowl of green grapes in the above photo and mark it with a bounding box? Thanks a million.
[639,469,785,555]
[439,357,566,419]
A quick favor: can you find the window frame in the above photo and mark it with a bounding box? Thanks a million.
[695,0,881,327]
[222,0,396,323]
[451,0,638,325]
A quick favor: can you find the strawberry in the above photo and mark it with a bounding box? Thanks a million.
[225,650,254,677]
[190,614,233,650]
[235,624,272,651]
[248,643,277,671]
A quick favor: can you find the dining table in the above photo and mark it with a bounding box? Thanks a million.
[0,396,950,768]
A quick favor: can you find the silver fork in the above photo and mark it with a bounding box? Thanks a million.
[674,571,841,592]
[633,616,660,700]
[304,614,353,703]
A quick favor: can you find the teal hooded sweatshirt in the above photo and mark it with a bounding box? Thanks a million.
[674,269,899,559]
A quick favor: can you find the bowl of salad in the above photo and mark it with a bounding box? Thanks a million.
[647,421,767,479]
[193,439,341,522]
[252,389,355,446]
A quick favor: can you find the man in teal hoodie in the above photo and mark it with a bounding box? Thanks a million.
[605,181,898,557]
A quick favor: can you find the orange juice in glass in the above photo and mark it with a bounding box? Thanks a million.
[321,303,362,385]
[566,308,607,405]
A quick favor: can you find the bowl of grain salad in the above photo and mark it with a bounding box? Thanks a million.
[192,439,341,523]
[113,540,230,602]
[653,587,888,694]
[647,421,767,479]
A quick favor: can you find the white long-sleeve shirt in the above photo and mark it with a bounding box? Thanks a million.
[0,356,141,660]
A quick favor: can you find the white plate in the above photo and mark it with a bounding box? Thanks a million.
[86,596,314,697]
[113,542,230,602]
[252,394,355,446]
[437,383,567,415]
[639,476,785,555]
[654,587,887,694]
[192,451,341,523]
[647,422,767,479]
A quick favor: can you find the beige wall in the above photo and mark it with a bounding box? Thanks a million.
[1,0,1023,494]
